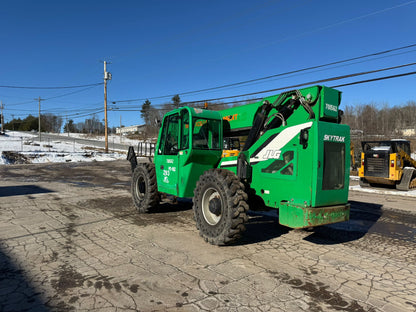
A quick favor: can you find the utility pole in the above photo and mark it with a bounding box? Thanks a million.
[0,101,4,134]
[103,61,112,153]
[35,97,44,142]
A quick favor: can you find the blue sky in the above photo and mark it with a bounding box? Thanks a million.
[1,0,415,129]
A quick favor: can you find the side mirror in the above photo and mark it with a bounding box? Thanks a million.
[300,128,309,149]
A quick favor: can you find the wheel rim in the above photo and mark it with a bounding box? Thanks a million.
[202,187,222,225]
[135,175,146,199]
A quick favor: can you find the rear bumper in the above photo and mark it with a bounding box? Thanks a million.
[279,203,350,228]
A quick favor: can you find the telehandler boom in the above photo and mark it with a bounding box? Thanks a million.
[128,85,350,245]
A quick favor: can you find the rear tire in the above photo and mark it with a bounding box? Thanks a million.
[131,163,159,213]
[193,169,249,245]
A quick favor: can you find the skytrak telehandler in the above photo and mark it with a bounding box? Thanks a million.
[358,139,416,190]
[127,85,351,245]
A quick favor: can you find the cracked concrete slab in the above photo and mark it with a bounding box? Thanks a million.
[0,160,415,311]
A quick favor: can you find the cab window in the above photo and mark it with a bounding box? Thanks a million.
[180,110,190,150]
[192,118,221,150]
[158,114,179,155]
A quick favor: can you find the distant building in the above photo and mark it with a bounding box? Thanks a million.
[400,128,416,137]
[116,125,146,135]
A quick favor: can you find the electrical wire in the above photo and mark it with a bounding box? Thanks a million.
[43,85,101,101]
[112,43,416,104]
[122,0,416,94]
[64,109,105,119]
[330,71,416,89]
[5,57,416,122]
[0,82,103,90]
[111,69,416,112]
[113,62,416,108]
[9,62,414,119]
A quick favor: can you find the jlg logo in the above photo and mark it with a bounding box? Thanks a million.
[263,150,282,159]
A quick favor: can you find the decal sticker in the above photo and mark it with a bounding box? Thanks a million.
[323,135,345,143]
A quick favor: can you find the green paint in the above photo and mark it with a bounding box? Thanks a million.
[153,85,350,228]
[279,202,350,228]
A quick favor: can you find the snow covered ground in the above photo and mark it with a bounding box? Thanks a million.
[0,131,127,165]
[349,184,416,197]
[63,132,143,146]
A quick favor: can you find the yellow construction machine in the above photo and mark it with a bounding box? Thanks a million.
[358,139,416,190]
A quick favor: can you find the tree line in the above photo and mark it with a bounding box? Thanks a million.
[5,114,63,133]
[4,114,113,135]
[342,101,416,137]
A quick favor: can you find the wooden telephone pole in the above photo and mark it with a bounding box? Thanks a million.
[0,101,4,134]
[35,96,44,141]
[104,61,112,153]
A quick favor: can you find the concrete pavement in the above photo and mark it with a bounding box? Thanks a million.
[0,161,415,311]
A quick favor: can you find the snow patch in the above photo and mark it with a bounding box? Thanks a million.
[349,184,416,197]
[0,131,127,165]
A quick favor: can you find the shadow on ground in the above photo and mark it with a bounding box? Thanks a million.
[304,200,383,244]
[0,185,54,197]
[236,213,290,245]
[0,244,49,311]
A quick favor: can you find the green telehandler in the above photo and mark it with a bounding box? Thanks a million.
[127,85,350,245]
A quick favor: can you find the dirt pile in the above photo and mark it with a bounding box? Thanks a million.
[1,151,31,164]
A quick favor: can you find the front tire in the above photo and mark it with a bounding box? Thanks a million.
[131,163,159,213]
[193,169,249,245]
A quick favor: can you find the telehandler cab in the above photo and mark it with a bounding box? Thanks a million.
[128,85,350,245]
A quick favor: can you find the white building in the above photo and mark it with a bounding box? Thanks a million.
[400,128,416,137]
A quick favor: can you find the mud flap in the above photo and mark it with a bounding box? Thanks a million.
[396,168,416,191]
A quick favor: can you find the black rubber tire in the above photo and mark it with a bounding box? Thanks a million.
[131,163,160,213]
[193,169,249,245]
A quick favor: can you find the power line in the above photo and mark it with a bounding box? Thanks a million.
[9,62,415,118]
[64,108,105,119]
[114,1,416,92]
[5,58,416,122]
[203,62,416,102]
[44,85,101,101]
[111,69,416,112]
[118,62,416,107]
[205,71,416,108]
[0,82,103,90]
[330,71,416,89]
[112,43,416,104]
[7,85,102,107]
[254,0,416,52]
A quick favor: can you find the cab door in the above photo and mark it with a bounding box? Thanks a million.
[155,113,180,195]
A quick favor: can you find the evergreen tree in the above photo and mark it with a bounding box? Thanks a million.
[141,99,152,125]
[172,94,181,109]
